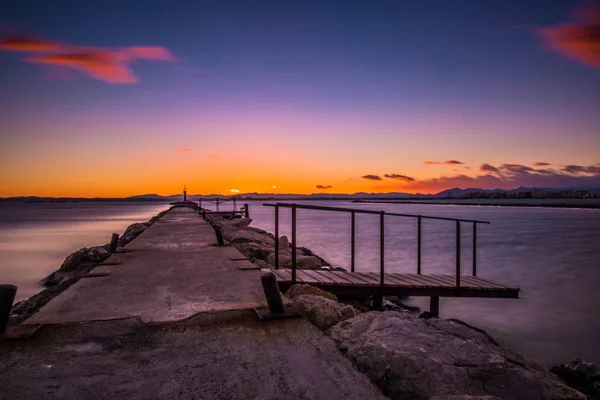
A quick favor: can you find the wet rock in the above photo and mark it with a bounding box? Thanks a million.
[119,223,148,246]
[329,311,585,400]
[285,284,338,302]
[430,396,503,400]
[115,246,131,253]
[278,236,291,253]
[293,294,361,331]
[222,227,275,247]
[234,242,271,261]
[296,255,322,269]
[267,251,292,267]
[87,246,109,263]
[551,358,600,399]
[224,217,252,228]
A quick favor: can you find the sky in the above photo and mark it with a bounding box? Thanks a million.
[0,0,599,197]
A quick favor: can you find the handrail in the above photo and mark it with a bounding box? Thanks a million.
[263,203,490,224]
[264,202,488,294]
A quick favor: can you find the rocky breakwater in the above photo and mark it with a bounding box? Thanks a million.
[9,207,171,325]
[203,214,330,270]
[283,283,587,400]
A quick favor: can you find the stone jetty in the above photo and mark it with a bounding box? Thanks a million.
[0,206,591,400]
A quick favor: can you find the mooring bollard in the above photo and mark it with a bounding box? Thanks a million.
[260,273,285,314]
[244,204,250,218]
[0,284,17,334]
[215,226,225,246]
[109,233,119,253]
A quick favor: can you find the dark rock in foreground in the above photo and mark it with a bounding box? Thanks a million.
[551,358,600,399]
[328,311,585,400]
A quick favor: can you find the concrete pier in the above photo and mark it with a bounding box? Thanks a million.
[0,207,386,400]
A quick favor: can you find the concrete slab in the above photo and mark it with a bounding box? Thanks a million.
[24,208,281,325]
[0,317,387,400]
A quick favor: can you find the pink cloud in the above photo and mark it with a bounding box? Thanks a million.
[177,147,192,153]
[0,34,176,83]
[424,160,464,165]
[539,6,600,67]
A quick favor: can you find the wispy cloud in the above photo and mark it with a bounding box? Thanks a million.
[384,173,415,182]
[0,34,176,83]
[177,148,192,153]
[208,154,220,160]
[362,174,382,181]
[424,160,464,165]
[533,161,551,167]
[539,6,600,67]
[316,185,333,189]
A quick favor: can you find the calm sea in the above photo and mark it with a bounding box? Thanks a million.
[0,200,598,367]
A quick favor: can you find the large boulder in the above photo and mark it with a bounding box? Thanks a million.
[222,227,275,247]
[293,294,361,331]
[223,217,252,229]
[234,242,271,261]
[296,255,322,269]
[551,358,600,399]
[329,311,585,400]
[285,284,338,301]
[266,252,322,269]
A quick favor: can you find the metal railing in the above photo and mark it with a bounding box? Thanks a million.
[263,203,490,288]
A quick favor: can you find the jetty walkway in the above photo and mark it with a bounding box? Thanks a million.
[0,207,386,399]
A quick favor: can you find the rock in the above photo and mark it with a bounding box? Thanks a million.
[430,396,503,400]
[115,246,131,253]
[278,236,291,253]
[234,242,271,261]
[225,218,252,228]
[87,246,109,263]
[293,294,361,331]
[253,259,271,269]
[60,248,91,271]
[551,358,600,399]
[119,223,148,246]
[267,251,292,268]
[296,255,322,269]
[285,284,338,301]
[329,311,585,400]
[222,227,275,247]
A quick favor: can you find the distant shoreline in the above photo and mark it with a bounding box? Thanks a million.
[352,199,600,209]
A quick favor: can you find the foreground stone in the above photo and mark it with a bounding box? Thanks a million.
[294,294,361,331]
[329,311,585,400]
[285,284,338,302]
[551,358,600,399]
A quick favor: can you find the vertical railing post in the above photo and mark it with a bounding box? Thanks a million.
[351,211,356,272]
[472,222,477,276]
[244,204,250,218]
[291,205,297,284]
[274,205,279,269]
[417,216,422,274]
[380,211,385,287]
[456,221,461,288]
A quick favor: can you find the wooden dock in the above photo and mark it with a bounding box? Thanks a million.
[265,268,520,299]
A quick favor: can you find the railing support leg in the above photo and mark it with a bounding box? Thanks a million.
[472,222,477,276]
[275,205,279,269]
[430,296,439,318]
[351,211,356,272]
[0,284,17,334]
[260,273,285,314]
[456,221,461,288]
[417,216,422,274]
[291,205,297,284]
[380,211,385,288]
[109,233,119,253]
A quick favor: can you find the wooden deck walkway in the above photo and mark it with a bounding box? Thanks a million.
[264,268,520,299]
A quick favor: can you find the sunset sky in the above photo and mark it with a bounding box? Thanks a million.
[1,0,599,197]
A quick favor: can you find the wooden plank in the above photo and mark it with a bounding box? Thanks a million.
[303,269,339,285]
[335,271,373,286]
[406,274,454,287]
[429,274,461,287]
[270,268,292,283]
[461,276,507,290]
[382,273,416,286]
[354,272,383,285]
[295,270,320,284]
[327,270,360,286]
[385,273,427,287]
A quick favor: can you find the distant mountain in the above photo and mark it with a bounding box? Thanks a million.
[3,186,599,202]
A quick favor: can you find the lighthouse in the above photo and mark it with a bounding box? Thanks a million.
[183,186,187,202]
